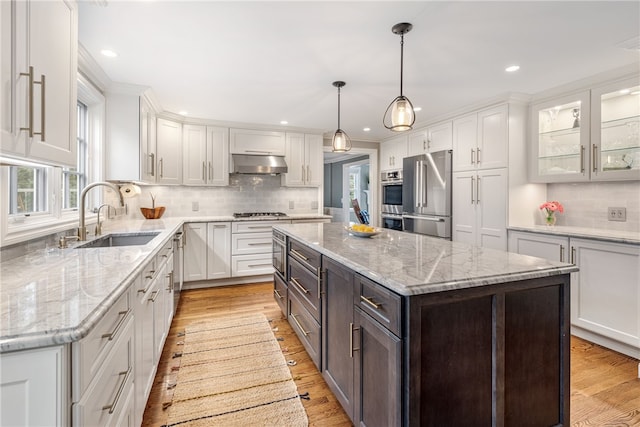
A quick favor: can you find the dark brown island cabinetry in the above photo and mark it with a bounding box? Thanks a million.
[274,229,571,427]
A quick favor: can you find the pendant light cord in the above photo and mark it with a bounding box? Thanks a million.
[399,34,404,97]
[337,86,341,129]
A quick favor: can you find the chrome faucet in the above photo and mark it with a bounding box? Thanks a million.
[95,203,115,237]
[79,182,124,241]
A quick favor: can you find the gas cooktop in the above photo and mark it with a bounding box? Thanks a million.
[232,212,288,218]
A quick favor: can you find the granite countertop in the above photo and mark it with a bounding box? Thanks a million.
[0,214,330,353]
[508,225,640,245]
[275,222,578,297]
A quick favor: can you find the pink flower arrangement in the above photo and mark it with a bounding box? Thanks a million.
[540,201,564,225]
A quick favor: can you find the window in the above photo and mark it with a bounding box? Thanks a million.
[8,165,48,215]
[62,101,89,210]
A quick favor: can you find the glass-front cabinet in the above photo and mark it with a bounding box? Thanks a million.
[591,76,640,181]
[530,74,640,182]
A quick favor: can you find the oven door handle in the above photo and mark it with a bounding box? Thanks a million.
[402,214,445,222]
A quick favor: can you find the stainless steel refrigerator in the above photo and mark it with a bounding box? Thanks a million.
[402,150,452,239]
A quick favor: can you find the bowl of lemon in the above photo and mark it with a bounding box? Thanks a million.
[346,224,382,238]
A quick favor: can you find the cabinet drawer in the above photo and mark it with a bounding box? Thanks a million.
[289,291,321,370]
[232,221,280,233]
[72,287,132,400]
[231,253,274,276]
[73,317,134,427]
[140,257,159,293]
[232,232,273,255]
[289,240,321,272]
[156,239,173,265]
[355,274,402,337]
[274,273,288,317]
[288,257,321,321]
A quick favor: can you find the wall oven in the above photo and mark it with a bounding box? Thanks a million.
[272,229,286,279]
[381,170,403,216]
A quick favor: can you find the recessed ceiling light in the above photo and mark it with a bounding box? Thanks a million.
[413,107,422,112]
[505,65,520,72]
[619,89,631,95]
[100,49,118,58]
[178,111,188,116]
[280,120,288,125]
[363,127,371,132]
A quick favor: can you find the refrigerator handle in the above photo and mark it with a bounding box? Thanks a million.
[421,160,428,208]
[415,160,422,208]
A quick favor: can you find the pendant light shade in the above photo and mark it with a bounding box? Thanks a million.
[332,81,352,152]
[383,22,416,132]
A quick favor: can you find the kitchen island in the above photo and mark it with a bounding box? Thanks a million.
[274,222,578,427]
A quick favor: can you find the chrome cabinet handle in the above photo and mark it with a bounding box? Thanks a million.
[247,242,272,246]
[19,66,44,140]
[290,313,309,337]
[148,290,159,303]
[290,277,309,294]
[20,66,34,137]
[306,165,311,183]
[592,144,598,173]
[102,367,132,414]
[248,263,272,268]
[476,148,481,164]
[471,176,475,204]
[349,322,360,358]
[560,245,565,262]
[476,176,481,204]
[360,295,382,310]
[290,249,309,261]
[317,267,324,300]
[38,73,45,141]
[159,158,164,178]
[245,149,272,154]
[471,148,475,164]
[570,246,576,264]
[101,310,131,341]
[209,161,213,180]
[274,289,284,300]
[579,146,585,173]
[202,162,206,180]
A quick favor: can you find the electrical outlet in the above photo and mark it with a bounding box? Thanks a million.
[289,200,295,209]
[607,207,626,222]
[311,201,319,210]
[192,201,199,212]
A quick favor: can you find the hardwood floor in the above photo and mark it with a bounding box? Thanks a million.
[143,282,639,427]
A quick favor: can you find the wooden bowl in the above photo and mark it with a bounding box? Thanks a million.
[140,207,165,219]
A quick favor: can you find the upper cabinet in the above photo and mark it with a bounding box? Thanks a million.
[529,74,640,182]
[453,104,508,172]
[182,124,229,186]
[155,118,182,185]
[407,121,453,156]
[379,135,407,171]
[229,128,285,155]
[1,0,78,167]
[282,133,322,187]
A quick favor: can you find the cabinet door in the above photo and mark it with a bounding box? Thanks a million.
[452,113,478,171]
[452,171,476,245]
[476,168,507,251]
[163,253,174,333]
[477,105,508,170]
[380,136,407,171]
[183,223,207,281]
[530,91,591,182]
[283,132,305,186]
[207,126,229,186]
[229,128,285,155]
[507,231,569,263]
[407,130,427,157]
[571,238,639,347]
[156,118,182,184]
[140,97,156,183]
[182,124,207,185]
[322,257,355,420]
[590,75,640,181]
[207,222,231,279]
[25,0,77,166]
[133,274,154,426]
[152,263,166,364]
[426,121,453,153]
[1,346,65,427]
[353,308,401,427]
[305,133,323,186]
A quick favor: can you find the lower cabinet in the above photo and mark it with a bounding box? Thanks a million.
[508,230,640,358]
[231,221,278,277]
[183,222,232,282]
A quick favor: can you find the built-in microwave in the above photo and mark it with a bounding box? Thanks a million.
[381,170,403,215]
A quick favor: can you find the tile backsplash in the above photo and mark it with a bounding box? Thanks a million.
[546,181,640,232]
[112,175,321,219]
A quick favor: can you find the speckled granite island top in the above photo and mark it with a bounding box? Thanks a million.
[275,222,579,297]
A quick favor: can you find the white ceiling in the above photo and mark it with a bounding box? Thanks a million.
[78,1,640,142]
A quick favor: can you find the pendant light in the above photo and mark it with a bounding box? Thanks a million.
[331,81,352,152]
[383,22,415,132]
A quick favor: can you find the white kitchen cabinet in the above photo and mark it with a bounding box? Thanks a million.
[1,345,67,426]
[184,222,208,282]
[182,125,229,186]
[379,135,407,171]
[133,273,155,427]
[229,128,285,155]
[231,221,277,277]
[452,168,507,250]
[156,118,182,184]
[140,96,157,183]
[282,133,323,187]
[0,0,77,167]
[453,104,508,172]
[207,222,232,279]
[407,121,453,156]
[508,230,640,359]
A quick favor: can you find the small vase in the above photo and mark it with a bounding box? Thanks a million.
[545,214,556,226]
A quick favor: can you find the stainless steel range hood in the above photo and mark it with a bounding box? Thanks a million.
[231,154,288,175]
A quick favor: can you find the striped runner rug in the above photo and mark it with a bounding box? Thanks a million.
[162,313,308,426]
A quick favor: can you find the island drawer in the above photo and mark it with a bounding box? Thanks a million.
[71,287,133,400]
[288,256,321,321]
[274,272,288,317]
[232,221,279,234]
[288,240,321,273]
[289,291,321,370]
[355,274,402,337]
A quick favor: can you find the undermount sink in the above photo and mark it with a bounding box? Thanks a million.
[75,232,160,249]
